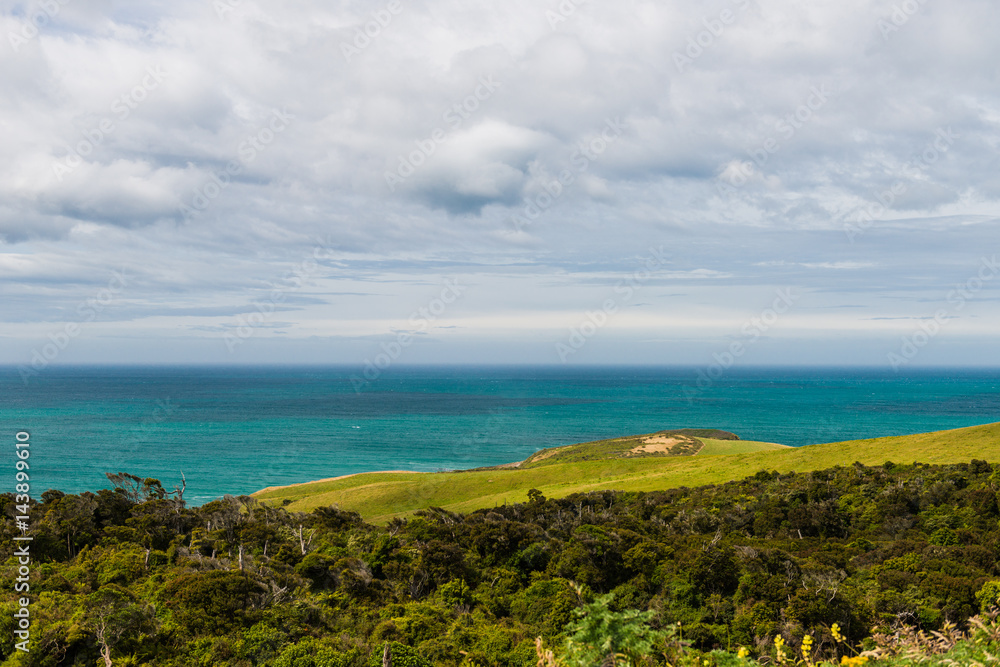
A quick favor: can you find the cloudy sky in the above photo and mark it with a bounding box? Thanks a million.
[1,0,999,369]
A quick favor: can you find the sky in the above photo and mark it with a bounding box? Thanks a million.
[1,0,999,370]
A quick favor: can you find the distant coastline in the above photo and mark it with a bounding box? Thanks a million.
[255,470,427,494]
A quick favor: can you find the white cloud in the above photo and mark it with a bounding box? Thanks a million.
[1,0,999,364]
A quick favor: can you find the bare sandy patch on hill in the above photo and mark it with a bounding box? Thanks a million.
[630,436,683,454]
[628,434,702,456]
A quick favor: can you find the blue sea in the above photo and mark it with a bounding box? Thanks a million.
[1,366,998,504]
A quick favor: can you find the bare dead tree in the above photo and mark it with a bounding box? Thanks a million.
[297,524,315,555]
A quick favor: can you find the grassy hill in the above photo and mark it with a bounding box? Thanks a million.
[508,428,786,467]
[253,421,1000,523]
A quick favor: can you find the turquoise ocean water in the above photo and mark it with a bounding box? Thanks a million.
[1,366,998,504]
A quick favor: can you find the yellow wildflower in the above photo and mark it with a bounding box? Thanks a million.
[737,646,749,659]
[774,635,787,664]
[831,622,844,643]
[801,634,814,665]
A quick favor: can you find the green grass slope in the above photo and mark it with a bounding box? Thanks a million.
[253,421,1000,523]
[696,437,789,455]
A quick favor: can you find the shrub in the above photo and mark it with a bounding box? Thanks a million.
[366,642,432,667]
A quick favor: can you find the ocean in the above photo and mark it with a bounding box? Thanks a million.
[2,365,998,504]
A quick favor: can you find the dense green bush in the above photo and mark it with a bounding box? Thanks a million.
[3,460,1000,665]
